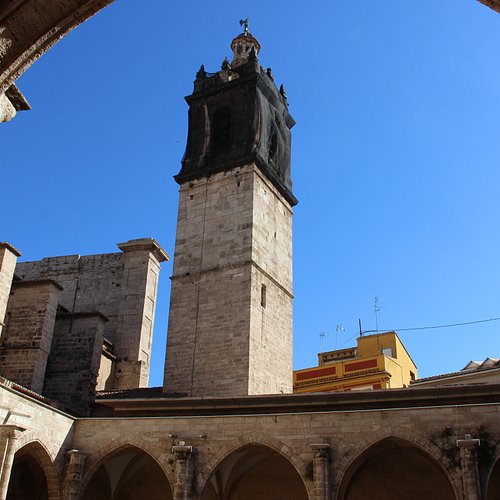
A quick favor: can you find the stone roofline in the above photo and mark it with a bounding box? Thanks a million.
[0,376,73,418]
[0,242,21,257]
[12,237,169,267]
[92,383,500,418]
[412,363,500,385]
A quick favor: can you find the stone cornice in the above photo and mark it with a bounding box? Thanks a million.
[93,383,500,418]
[117,238,170,263]
[0,242,21,257]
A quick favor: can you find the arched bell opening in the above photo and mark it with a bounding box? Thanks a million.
[338,437,456,500]
[82,446,173,500]
[201,444,309,500]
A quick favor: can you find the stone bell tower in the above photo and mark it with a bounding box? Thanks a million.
[163,23,297,397]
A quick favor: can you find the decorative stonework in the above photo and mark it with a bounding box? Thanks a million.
[0,0,116,95]
[311,443,330,500]
[63,450,86,500]
[172,444,193,500]
[0,426,24,500]
[457,435,482,500]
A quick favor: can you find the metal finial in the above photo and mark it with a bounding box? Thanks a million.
[239,18,249,35]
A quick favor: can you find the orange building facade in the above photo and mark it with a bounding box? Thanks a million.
[293,331,418,393]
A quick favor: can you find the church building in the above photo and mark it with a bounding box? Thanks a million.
[0,24,499,500]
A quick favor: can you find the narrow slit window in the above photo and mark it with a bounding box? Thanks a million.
[261,284,267,308]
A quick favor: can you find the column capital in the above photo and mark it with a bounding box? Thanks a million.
[457,435,481,450]
[311,443,330,459]
[66,449,87,464]
[0,425,25,440]
[172,445,193,460]
[63,449,87,500]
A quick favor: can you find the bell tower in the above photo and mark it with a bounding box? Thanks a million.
[163,23,296,397]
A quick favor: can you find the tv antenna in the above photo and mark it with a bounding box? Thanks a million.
[319,331,330,352]
[374,296,381,332]
[335,324,345,348]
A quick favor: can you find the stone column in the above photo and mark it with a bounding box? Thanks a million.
[0,425,25,500]
[311,443,330,500]
[62,449,86,500]
[115,238,169,389]
[457,434,481,500]
[171,444,193,500]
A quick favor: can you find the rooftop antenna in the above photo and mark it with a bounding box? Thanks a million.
[374,296,381,332]
[335,324,345,348]
[358,318,363,337]
[319,331,329,353]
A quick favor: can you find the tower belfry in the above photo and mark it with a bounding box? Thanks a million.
[163,24,296,397]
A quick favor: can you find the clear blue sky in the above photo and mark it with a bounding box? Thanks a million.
[2,0,500,386]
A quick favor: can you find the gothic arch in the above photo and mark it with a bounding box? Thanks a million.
[334,427,461,495]
[7,440,61,500]
[80,437,174,493]
[335,431,460,500]
[198,433,312,499]
[80,441,174,500]
[485,448,500,500]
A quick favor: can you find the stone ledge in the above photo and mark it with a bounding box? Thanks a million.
[117,238,170,262]
[56,311,109,322]
[0,242,21,257]
[93,383,500,417]
[11,279,63,290]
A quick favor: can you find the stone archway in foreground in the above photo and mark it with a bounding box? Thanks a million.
[81,446,173,500]
[6,441,59,500]
[0,0,115,122]
[201,444,309,500]
[487,456,500,499]
[338,437,455,500]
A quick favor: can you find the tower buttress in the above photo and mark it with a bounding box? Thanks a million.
[163,25,296,397]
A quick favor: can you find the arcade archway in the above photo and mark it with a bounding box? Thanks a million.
[201,444,308,500]
[487,456,500,499]
[6,442,56,500]
[339,437,455,500]
[82,446,173,500]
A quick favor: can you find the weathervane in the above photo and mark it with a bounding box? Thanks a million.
[239,18,250,35]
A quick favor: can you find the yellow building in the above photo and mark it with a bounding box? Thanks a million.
[293,331,418,393]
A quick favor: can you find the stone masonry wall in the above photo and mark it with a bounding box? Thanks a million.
[15,253,124,344]
[114,243,163,389]
[0,381,75,500]
[72,400,500,499]
[164,166,255,396]
[43,313,107,415]
[0,281,61,393]
[249,168,293,394]
[2,380,500,499]
[164,164,293,397]
[12,240,167,392]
